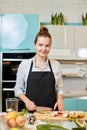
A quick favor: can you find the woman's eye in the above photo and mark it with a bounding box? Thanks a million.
[39,43,43,46]
[46,44,50,47]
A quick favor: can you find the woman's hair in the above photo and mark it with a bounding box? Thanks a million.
[34,27,52,44]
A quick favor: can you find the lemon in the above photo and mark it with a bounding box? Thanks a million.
[4,111,18,121]
[10,128,19,130]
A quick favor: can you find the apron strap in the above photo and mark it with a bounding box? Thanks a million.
[30,60,53,73]
[30,60,33,72]
[48,60,53,72]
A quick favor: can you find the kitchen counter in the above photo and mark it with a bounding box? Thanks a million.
[25,120,87,130]
[64,89,87,98]
[0,112,87,130]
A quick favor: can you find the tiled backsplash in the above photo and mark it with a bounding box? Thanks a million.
[0,0,87,23]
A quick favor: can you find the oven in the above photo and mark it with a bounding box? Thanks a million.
[2,52,35,112]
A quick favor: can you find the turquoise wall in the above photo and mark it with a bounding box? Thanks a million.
[0,16,1,50]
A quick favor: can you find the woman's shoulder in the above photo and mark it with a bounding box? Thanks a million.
[19,57,33,67]
[49,59,62,72]
[49,58,61,66]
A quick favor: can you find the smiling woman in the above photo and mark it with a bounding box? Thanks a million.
[14,27,64,112]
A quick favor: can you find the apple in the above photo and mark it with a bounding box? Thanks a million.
[6,118,16,128]
[16,115,26,127]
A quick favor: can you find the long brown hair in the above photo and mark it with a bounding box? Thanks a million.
[34,27,52,44]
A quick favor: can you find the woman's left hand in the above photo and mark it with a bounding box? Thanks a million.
[54,100,64,111]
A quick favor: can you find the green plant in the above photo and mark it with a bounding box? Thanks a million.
[82,13,87,25]
[51,12,64,25]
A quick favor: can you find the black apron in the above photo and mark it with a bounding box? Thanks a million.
[25,60,57,109]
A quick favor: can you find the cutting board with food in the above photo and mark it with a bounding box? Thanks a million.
[34,110,87,121]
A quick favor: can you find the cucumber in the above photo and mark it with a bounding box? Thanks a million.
[37,124,69,130]
[72,127,86,130]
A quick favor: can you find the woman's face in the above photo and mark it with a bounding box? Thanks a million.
[35,36,51,58]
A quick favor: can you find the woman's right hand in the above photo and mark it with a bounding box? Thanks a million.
[18,93,37,111]
[25,99,37,111]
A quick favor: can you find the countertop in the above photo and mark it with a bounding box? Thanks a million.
[0,113,87,130]
[25,120,87,130]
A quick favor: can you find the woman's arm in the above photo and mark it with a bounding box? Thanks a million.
[18,93,37,111]
[52,60,64,111]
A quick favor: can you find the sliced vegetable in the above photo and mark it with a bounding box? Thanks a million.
[19,109,28,115]
[75,119,85,128]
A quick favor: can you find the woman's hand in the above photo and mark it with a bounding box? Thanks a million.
[54,100,64,112]
[25,99,37,111]
[18,93,37,111]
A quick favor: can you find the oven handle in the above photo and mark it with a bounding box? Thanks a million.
[3,88,14,91]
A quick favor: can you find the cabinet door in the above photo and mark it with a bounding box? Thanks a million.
[64,98,77,111]
[75,26,87,59]
[45,25,74,59]
[2,14,39,52]
[77,99,87,112]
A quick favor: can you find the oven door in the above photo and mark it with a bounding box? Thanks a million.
[3,61,20,80]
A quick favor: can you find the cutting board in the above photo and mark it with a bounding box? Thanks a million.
[34,111,87,121]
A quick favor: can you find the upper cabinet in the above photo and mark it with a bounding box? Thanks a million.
[45,25,87,60]
[75,26,87,59]
[0,14,39,52]
[45,25,74,59]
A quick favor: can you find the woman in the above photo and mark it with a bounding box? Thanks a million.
[14,27,64,112]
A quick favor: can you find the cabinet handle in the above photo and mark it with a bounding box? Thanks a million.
[3,88,14,91]
[9,48,30,50]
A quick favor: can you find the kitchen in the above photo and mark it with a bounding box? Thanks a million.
[0,0,87,129]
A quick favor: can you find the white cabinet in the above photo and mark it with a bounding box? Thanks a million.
[45,25,87,60]
[75,26,87,59]
[45,25,74,59]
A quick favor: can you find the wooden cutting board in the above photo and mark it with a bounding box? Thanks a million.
[34,111,87,121]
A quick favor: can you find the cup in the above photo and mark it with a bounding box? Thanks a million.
[6,98,19,112]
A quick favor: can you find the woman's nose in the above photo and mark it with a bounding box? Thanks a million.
[42,46,46,50]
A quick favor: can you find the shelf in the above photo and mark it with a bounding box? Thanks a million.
[63,73,83,77]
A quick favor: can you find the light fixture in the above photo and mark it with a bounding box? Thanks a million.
[78,48,87,58]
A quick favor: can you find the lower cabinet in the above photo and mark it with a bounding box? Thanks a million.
[64,98,78,111]
[64,98,87,112]
[77,99,87,112]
